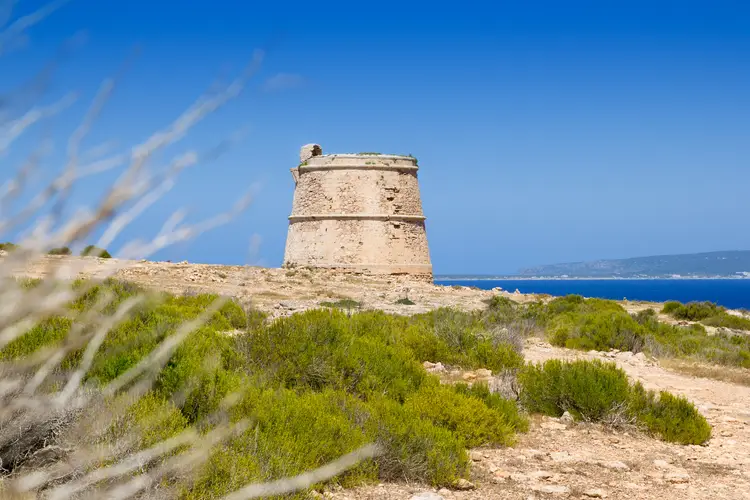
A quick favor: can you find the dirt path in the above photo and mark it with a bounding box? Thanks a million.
[332,340,750,500]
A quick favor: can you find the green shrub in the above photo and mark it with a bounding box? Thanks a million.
[81,245,112,258]
[661,301,682,315]
[662,301,724,321]
[47,246,72,255]
[517,295,749,369]
[156,328,244,424]
[518,359,711,445]
[190,388,378,499]
[0,242,18,252]
[82,292,248,385]
[702,314,750,331]
[106,392,190,449]
[320,298,361,310]
[405,383,519,447]
[0,316,73,360]
[453,382,529,433]
[395,297,415,306]
[632,308,658,325]
[518,359,631,421]
[242,310,426,402]
[369,396,469,485]
[629,383,711,445]
[404,308,524,372]
[548,309,645,352]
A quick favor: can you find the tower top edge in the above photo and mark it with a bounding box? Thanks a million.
[305,153,418,163]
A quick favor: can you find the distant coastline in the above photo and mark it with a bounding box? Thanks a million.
[433,277,750,309]
[435,276,750,281]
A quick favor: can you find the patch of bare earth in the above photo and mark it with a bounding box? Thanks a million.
[7,256,534,319]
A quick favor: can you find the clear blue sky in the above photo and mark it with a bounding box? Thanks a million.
[4,0,750,274]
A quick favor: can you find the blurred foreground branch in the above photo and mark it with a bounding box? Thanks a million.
[0,3,377,499]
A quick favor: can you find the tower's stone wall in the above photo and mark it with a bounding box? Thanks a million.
[283,147,432,278]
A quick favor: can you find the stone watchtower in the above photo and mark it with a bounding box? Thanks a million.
[283,144,432,279]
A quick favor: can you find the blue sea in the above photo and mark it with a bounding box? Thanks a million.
[433,279,750,310]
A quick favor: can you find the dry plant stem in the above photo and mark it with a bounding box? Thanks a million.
[0,6,380,497]
[0,0,71,55]
[21,290,118,395]
[44,429,200,499]
[92,419,252,500]
[219,444,382,500]
[56,295,145,404]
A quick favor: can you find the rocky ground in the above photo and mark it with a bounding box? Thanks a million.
[7,255,750,499]
[10,255,663,319]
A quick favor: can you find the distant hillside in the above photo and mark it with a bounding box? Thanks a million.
[519,251,750,278]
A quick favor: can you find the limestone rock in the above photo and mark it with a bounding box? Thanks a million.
[529,470,554,480]
[531,484,570,495]
[541,421,568,431]
[665,471,690,483]
[423,361,446,373]
[550,451,573,462]
[470,451,484,462]
[409,493,444,500]
[653,459,672,469]
[600,460,630,471]
[453,478,475,490]
[494,469,512,479]
[475,368,493,378]
[559,411,574,424]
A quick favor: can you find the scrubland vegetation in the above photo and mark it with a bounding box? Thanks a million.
[0,279,721,498]
[0,242,112,258]
[519,295,750,368]
[662,300,750,331]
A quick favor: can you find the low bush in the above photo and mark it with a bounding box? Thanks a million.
[518,359,631,421]
[702,313,750,331]
[242,310,427,402]
[418,308,525,371]
[395,297,415,305]
[453,382,529,433]
[0,316,73,360]
[320,298,361,310]
[81,245,112,258]
[518,359,711,445]
[0,242,18,252]
[662,301,723,321]
[507,295,750,369]
[405,383,519,448]
[549,309,646,352]
[629,383,712,445]
[47,246,72,255]
[367,396,468,485]
[105,392,190,450]
[189,388,379,498]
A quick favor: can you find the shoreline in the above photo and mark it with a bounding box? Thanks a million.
[435,276,750,281]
